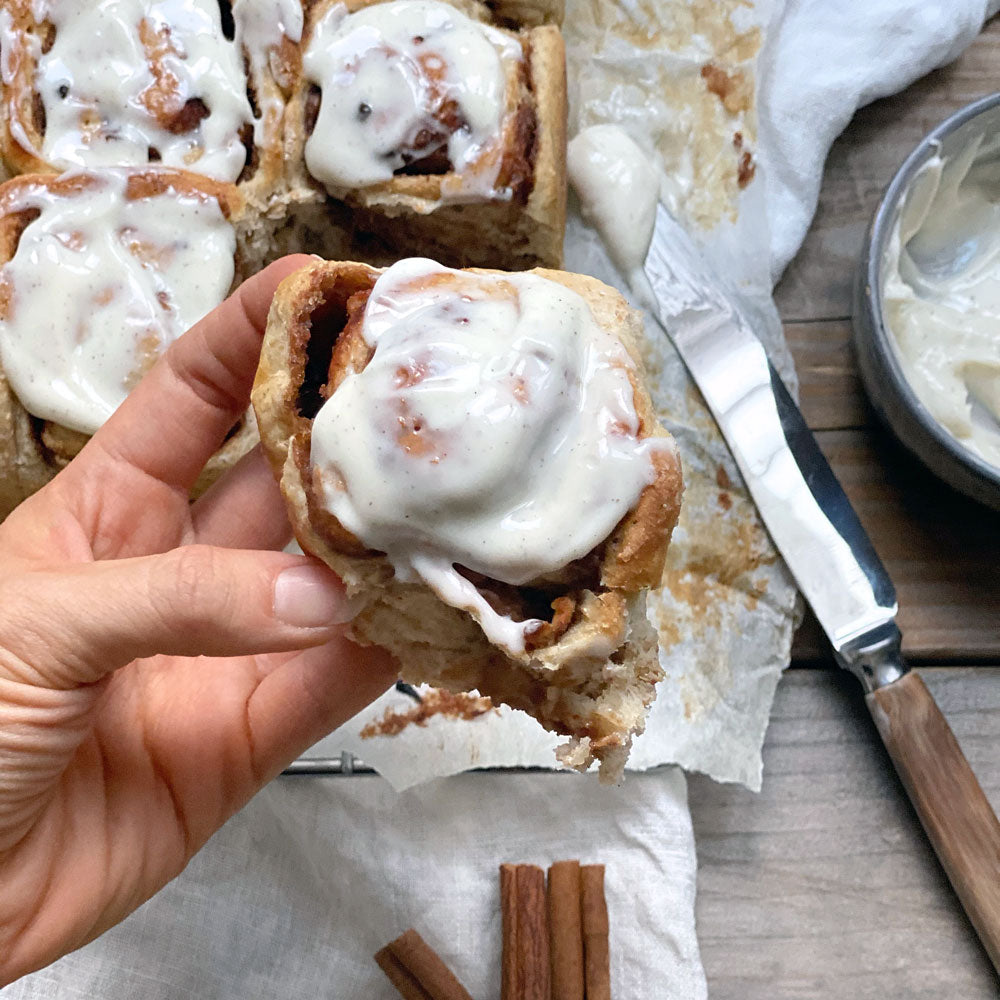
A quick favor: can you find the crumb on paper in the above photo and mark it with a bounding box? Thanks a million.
[360,689,495,739]
[649,446,780,723]
[701,63,752,115]
[733,131,756,189]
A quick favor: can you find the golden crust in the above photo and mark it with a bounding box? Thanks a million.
[0,0,285,203]
[251,259,683,777]
[283,0,566,269]
[0,169,254,519]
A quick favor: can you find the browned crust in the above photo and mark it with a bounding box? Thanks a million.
[232,0,300,205]
[0,168,253,518]
[251,259,682,771]
[0,1,283,202]
[284,0,566,269]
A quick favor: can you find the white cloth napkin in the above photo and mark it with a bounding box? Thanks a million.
[760,0,999,281]
[3,771,702,1000]
[5,3,995,998]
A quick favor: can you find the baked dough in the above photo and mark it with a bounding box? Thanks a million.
[252,259,683,778]
[0,169,255,518]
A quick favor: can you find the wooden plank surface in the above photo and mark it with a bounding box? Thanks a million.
[792,427,1000,663]
[691,668,1000,999]
[694,18,1000,1000]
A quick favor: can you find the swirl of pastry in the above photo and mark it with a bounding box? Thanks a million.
[302,0,521,193]
[310,257,668,652]
[0,0,254,181]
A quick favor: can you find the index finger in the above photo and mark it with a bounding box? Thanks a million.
[80,254,312,495]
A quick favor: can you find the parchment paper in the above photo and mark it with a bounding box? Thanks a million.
[313,0,801,792]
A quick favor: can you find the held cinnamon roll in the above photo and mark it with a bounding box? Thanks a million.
[284,0,566,270]
[252,257,683,779]
[0,167,253,517]
[0,0,296,202]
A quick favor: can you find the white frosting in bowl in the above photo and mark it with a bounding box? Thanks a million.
[0,169,235,434]
[309,258,667,653]
[883,135,1000,470]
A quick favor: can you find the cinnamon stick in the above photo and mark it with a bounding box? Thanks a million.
[581,865,611,1000]
[547,860,585,1000]
[500,863,551,1000]
[501,864,520,998]
[374,928,474,1000]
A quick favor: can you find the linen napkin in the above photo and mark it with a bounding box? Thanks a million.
[4,771,702,999]
[760,0,1000,280]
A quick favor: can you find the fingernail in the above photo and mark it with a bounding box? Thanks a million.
[274,564,353,628]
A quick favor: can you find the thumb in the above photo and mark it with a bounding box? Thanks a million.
[0,547,356,689]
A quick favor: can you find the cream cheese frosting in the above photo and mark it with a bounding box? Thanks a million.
[883,136,1000,470]
[309,257,667,653]
[0,169,235,434]
[302,0,519,197]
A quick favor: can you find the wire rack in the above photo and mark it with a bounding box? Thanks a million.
[280,680,420,777]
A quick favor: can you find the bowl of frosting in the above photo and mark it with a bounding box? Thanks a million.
[855,91,1000,510]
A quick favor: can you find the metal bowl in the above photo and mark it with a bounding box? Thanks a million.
[854,91,1000,512]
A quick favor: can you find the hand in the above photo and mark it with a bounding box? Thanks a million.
[0,256,397,984]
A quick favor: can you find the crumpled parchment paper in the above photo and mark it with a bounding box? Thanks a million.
[311,0,801,792]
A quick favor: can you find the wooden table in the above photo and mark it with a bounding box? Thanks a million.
[688,18,1000,998]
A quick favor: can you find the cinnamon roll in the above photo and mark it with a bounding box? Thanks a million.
[252,257,683,778]
[0,0,296,203]
[0,167,252,517]
[284,0,566,270]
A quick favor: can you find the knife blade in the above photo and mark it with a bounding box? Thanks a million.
[639,203,1000,971]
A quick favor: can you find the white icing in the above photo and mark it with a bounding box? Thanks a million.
[0,169,235,433]
[310,258,666,654]
[302,0,518,197]
[883,137,1000,470]
[233,0,304,151]
[18,0,252,180]
[567,124,660,278]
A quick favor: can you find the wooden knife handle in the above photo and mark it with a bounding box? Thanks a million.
[867,671,1000,972]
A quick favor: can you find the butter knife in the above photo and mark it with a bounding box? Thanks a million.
[639,204,1000,971]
